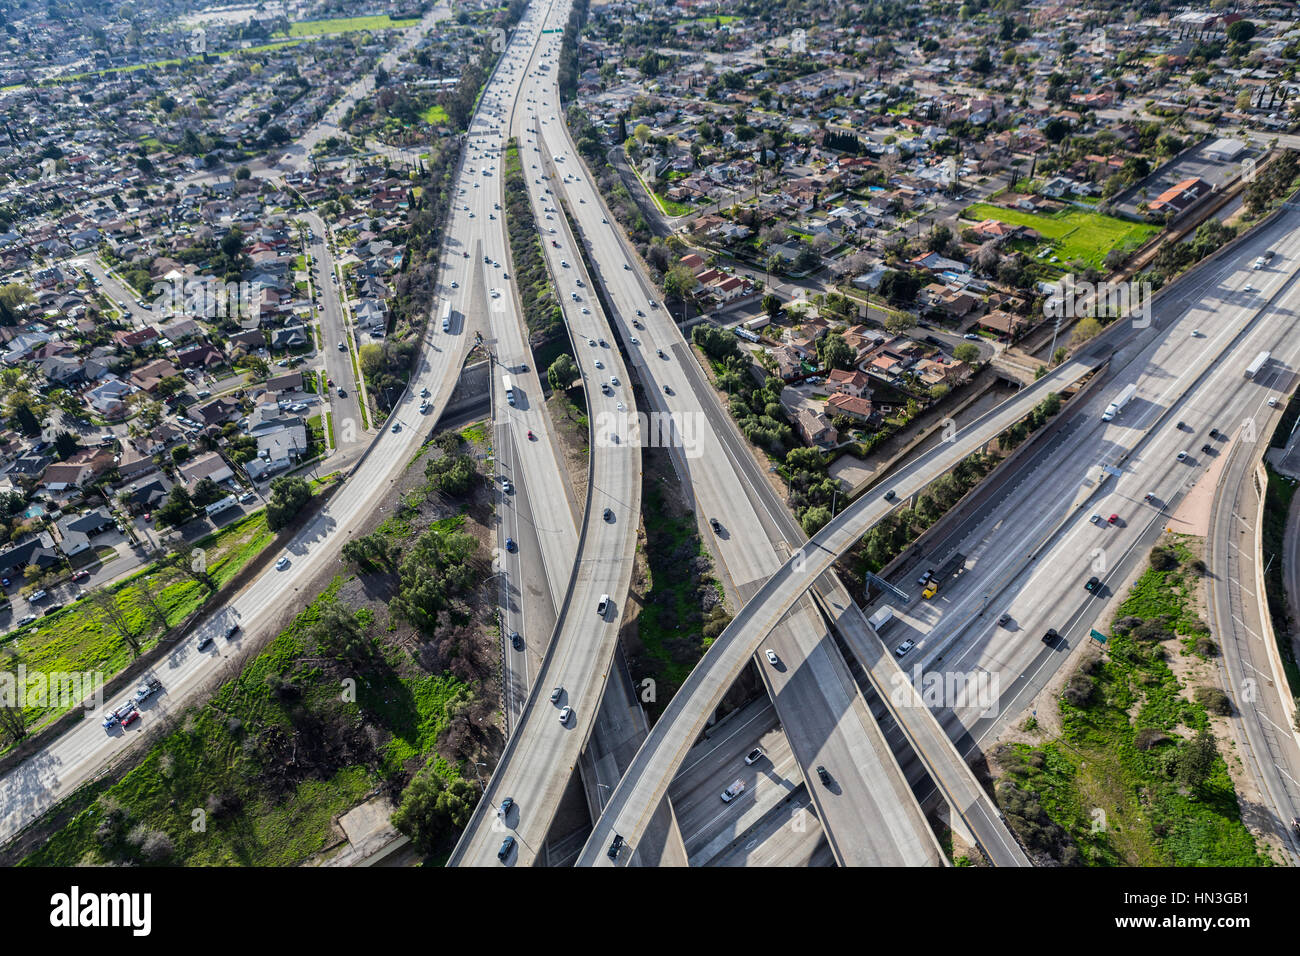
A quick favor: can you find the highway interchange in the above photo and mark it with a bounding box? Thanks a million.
[6,0,1300,870]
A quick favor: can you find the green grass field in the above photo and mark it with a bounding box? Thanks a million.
[419,104,450,126]
[962,202,1159,271]
[675,15,741,26]
[285,15,420,36]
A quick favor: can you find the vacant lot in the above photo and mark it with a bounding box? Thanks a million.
[285,15,420,36]
[962,202,1158,271]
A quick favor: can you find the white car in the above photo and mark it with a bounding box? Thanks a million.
[275,556,290,570]
[765,649,778,665]
[894,640,916,657]
[558,705,571,724]
[744,747,764,765]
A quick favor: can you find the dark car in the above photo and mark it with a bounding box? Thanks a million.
[997,613,1012,627]
[1042,628,1059,646]
[607,834,625,861]
[225,623,240,638]
[816,765,831,787]
[510,631,524,651]
[498,797,514,818]
[497,836,515,862]
[1209,428,1220,440]
[884,490,896,501]
[549,686,563,704]
[1085,576,1100,592]
[1201,443,1213,454]
[709,518,722,533]
[196,632,214,650]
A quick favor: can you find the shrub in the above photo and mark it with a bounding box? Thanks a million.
[1195,685,1232,716]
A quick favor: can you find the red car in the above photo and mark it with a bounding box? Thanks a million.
[527,430,535,440]
[121,709,140,727]
[72,569,89,581]
[1108,514,1119,524]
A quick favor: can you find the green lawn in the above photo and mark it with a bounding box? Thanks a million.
[962,202,1159,271]
[284,15,420,36]
[419,104,450,126]
[675,15,741,26]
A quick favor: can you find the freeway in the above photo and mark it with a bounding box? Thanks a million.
[449,0,646,867]
[0,5,519,847]
[520,27,948,865]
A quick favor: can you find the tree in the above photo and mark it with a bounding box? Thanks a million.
[818,333,853,371]
[1225,20,1256,43]
[802,505,832,535]
[220,227,244,260]
[234,165,251,180]
[266,476,310,531]
[53,430,79,459]
[762,293,781,319]
[191,476,224,507]
[1071,317,1102,345]
[156,484,194,528]
[87,587,142,657]
[953,343,981,364]
[547,353,578,392]
[425,453,477,497]
[633,123,651,146]
[1175,727,1217,788]
[663,264,697,303]
[310,594,371,662]
[391,765,476,856]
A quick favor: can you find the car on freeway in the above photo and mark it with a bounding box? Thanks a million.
[225,623,240,638]
[816,765,831,786]
[1089,513,1102,524]
[196,632,215,650]
[883,490,896,501]
[663,385,673,395]
[121,709,141,727]
[709,518,722,533]
[895,640,916,657]
[527,430,535,440]
[603,508,614,522]
[505,537,516,553]
[550,687,563,704]
[1176,450,1189,462]
[1108,514,1120,524]
[744,747,764,765]
[498,836,515,862]
[1085,576,1101,592]
[1190,329,1203,337]
[997,612,1013,628]
[1201,443,1213,454]
[629,337,639,345]
[1268,397,1279,408]
[765,648,778,665]
[392,422,401,433]
[1042,628,1059,646]
[607,834,624,861]
[337,340,346,351]
[275,556,290,571]
[720,779,746,803]
[558,705,572,725]
[498,797,514,818]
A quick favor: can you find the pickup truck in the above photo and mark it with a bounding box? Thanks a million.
[720,779,746,803]
[133,676,162,703]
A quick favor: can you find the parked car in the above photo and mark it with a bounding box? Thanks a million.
[28,589,47,601]
[120,709,141,727]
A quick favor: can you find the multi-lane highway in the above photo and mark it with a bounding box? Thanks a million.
[449,0,647,868]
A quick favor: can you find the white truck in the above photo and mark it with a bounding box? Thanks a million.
[868,605,895,631]
[720,779,746,803]
[1101,383,1136,422]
